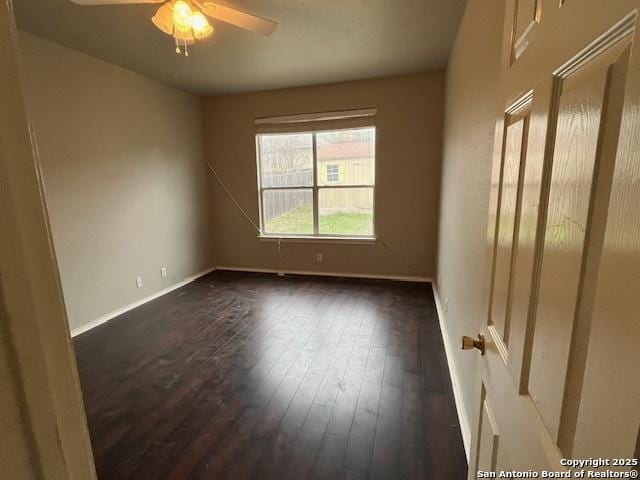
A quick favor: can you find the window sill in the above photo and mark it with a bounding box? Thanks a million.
[258,235,376,245]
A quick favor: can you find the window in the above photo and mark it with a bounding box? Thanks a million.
[326,164,340,183]
[257,127,376,238]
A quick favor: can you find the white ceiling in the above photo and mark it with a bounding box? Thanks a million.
[15,0,467,95]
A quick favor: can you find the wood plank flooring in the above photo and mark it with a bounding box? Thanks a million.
[74,271,467,479]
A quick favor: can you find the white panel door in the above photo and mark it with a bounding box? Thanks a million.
[468,0,640,476]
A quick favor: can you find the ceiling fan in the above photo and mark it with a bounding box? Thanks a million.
[69,0,277,56]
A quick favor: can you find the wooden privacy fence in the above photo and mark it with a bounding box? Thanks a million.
[262,170,312,188]
[263,189,310,222]
[263,188,374,222]
[262,167,374,222]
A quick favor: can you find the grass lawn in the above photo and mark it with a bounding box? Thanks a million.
[266,204,373,236]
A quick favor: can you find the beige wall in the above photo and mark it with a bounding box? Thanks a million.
[204,73,444,279]
[19,32,213,332]
[437,0,506,437]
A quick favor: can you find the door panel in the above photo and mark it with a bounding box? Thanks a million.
[512,0,541,60]
[506,81,555,390]
[475,387,500,474]
[470,4,640,476]
[556,44,633,456]
[568,41,640,459]
[489,109,529,351]
[515,0,539,39]
[527,52,612,444]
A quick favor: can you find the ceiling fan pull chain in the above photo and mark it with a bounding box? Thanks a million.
[175,37,181,54]
[184,39,189,57]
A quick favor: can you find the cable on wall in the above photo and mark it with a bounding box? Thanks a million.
[205,159,411,275]
[204,160,261,234]
[205,159,288,272]
[378,237,415,272]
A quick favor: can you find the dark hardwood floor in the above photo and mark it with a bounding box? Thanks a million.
[74,271,467,479]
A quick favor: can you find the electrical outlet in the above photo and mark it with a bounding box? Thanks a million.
[136,276,143,288]
[160,267,167,278]
[316,253,323,263]
[444,298,449,313]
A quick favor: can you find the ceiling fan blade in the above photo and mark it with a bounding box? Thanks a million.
[199,2,277,36]
[69,0,164,5]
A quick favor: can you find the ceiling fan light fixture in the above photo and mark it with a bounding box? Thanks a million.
[173,24,195,43]
[192,12,213,39]
[172,0,193,29]
[74,0,278,58]
[151,3,174,35]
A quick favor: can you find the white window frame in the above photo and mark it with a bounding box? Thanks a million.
[326,164,340,183]
[256,127,376,240]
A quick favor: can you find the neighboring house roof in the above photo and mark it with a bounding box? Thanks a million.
[318,142,373,160]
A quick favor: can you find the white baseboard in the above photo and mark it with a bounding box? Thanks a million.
[432,282,472,461]
[214,265,431,283]
[70,267,216,337]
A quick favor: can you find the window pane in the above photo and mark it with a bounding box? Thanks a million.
[263,189,313,235]
[259,134,313,187]
[319,188,374,236]
[326,164,340,183]
[317,128,375,186]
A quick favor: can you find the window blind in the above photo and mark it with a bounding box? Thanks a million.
[254,108,376,134]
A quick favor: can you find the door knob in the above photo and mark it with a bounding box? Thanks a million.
[461,334,485,355]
